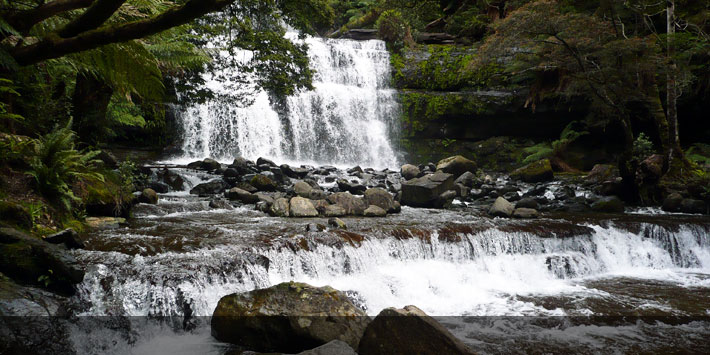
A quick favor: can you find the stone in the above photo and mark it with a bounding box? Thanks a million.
[257,157,277,167]
[510,159,554,183]
[347,166,363,174]
[337,179,367,195]
[515,197,539,210]
[454,171,476,188]
[0,201,32,229]
[190,180,229,196]
[585,164,618,183]
[363,205,387,217]
[236,182,258,193]
[637,154,664,182]
[513,208,539,219]
[400,164,420,180]
[327,192,368,216]
[200,158,221,171]
[85,217,125,229]
[209,199,233,210]
[488,197,514,217]
[251,174,278,191]
[591,196,625,213]
[296,340,357,355]
[434,190,456,208]
[308,189,328,200]
[364,188,397,213]
[680,199,707,214]
[357,305,474,355]
[327,217,347,229]
[223,168,240,178]
[661,193,683,212]
[436,155,477,178]
[97,150,118,169]
[147,181,170,193]
[311,199,330,214]
[401,172,455,208]
[211,282,370,353]
[290,197,319,217]
[138,188,159,204]
[44,229,84,249]
[227,187,259,204]
[294,181,314,198]
[255,192,275,206]
[159,169,186,191]
[324,205,347,217]
[281,164,310,179]
[269,198,290,217]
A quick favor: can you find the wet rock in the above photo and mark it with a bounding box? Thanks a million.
[190,180,229,196]
[44,229,84,249]
[454,171,476,188]
[311,199,330,214]
[637,154,664,182]
[269,198,290,217]
[294,181,314,198]
[488,197,514,217]
[85,217,125,229]
[327,192,368,216]
[0,227,84,295]
[434,190,457,208]
[510,159,554,183]
[513,208,539,219]
[598,178,624,196]
[308,189,328,200]
[585,164,618,183]
[436,155,477,178]
[251,174,278,192]
[591,196,625,213]
[209,199,233,210]
[255,192,275,206]
[256,201,270,213]
[661,193,683,212]
[358,305,473,355]
[147,181,170,193]
[306,223,327,232]
[236,182,258,193]
[515,197,539,210]
[680,199,707,214]
[211,282,370,353]
[282,164,310,179]
[290,197,319,217]
[363,205,387,217]
[223,167,240,178]
[502,191,521,202]
[296,340,357,355]
[158,169,185,191]
[364,188,397,213]
[328,217,347,230]
[227,187,259,204]
[138,188,159,204]
[324,205,347,217]
[200,158,221,171]
[347,166,363,174]
[401,172,455,208]
[257,157,277,167]
[400,164,420,180]
[453,183,469,198]
[337,179,367,195]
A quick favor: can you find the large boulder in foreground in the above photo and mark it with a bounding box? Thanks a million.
[327,192,368,216]
[211,282,370,353]
[364,188,397,213]
[436,155,477,178]
[510,159,554,183]
[488,197,514,217]
[358,305,474,355]
[401,172,454,208]
[290,197,319,217]
[400,164,420,180]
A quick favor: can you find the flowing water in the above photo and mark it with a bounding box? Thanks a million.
[173,36,400,169]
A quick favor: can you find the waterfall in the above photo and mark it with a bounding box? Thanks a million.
[174,36,400,169]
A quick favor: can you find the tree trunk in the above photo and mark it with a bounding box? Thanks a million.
[618,115,639,202]
[666,1,681,158]
[72,72,113,146]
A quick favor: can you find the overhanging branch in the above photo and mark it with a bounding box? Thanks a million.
[4,0,94,34]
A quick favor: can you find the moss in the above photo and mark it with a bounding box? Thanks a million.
[0,200,33,230]
[510,159,554,182]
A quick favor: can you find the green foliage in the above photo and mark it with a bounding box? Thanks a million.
[444,6,489,39]
[0,78,23,123]
[520,143,553,164]
[632,133,654,161]
[687,143,710,166]
[27,121,104,211]
[377,10,408,44]
[552,121,588,151]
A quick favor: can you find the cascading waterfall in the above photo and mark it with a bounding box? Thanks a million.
[175,35,400,169]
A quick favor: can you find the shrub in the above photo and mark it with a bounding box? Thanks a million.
[632,133,654,162]
[377,10,407,44]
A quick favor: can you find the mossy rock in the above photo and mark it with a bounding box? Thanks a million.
[0,201,32,229]
[510,159,554,183]
[250,174,278,192]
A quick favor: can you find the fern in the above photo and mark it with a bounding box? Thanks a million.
[520,143,553,164]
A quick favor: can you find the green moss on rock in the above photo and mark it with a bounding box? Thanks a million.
[510,159,554,183]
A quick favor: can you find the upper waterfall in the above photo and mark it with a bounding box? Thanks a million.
[174,35,401,169]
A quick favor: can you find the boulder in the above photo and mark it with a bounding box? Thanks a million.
[209,199,233,210]
[251,174,278,191]
[227,187,259,204]
[510,159,554,183]
[364,188,397,213]
[297,340,357,355]
[680,199,707,214]
[97,150,118,169]
[0,201,32,229]
[363,205,387,217]
[255,192,275,206]
[513,208,539,219]
[357,305,474,355]
[327,217,347,230]
[324,205,347,217]
[637,154,664,182]
[434,190,456,209]
[269,198,290,217]
[401,172,454,208]
[591,196,625,213]
[327,192,368,216]
[400,164,420,180]
[337,179,367,195]
[290,197,319,217]
[585,164,618,183]
[453,183,469,198]
[308,189,328,200]
[44,229,84,249]
[138,188,159,204]
[236,182,258,193]
[85,217,125,229]
[281,165,310,179]
[436,155,477,178]
[211,282,370,353]
[454,171,476,188]
[223,167,241,178]
[257,157,277,167]
[488,197,514,217]
[200,158,221,171]
[294,181,314,198]
[661,193,683,212]
[190,180,229,196]
[147,181,170,194]
[515,197,539,210]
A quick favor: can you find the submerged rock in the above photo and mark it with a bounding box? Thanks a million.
[436,155,477,178]
[357,305,474,355]
[290,197,319,217]
[211,282,370,353]
[488,197,514,217]
[510,159,554,183]
[401,172,454,208]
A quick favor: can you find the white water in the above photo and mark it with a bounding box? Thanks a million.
[174,36,400,169]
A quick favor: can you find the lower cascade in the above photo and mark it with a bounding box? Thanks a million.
[174,36,401,169]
